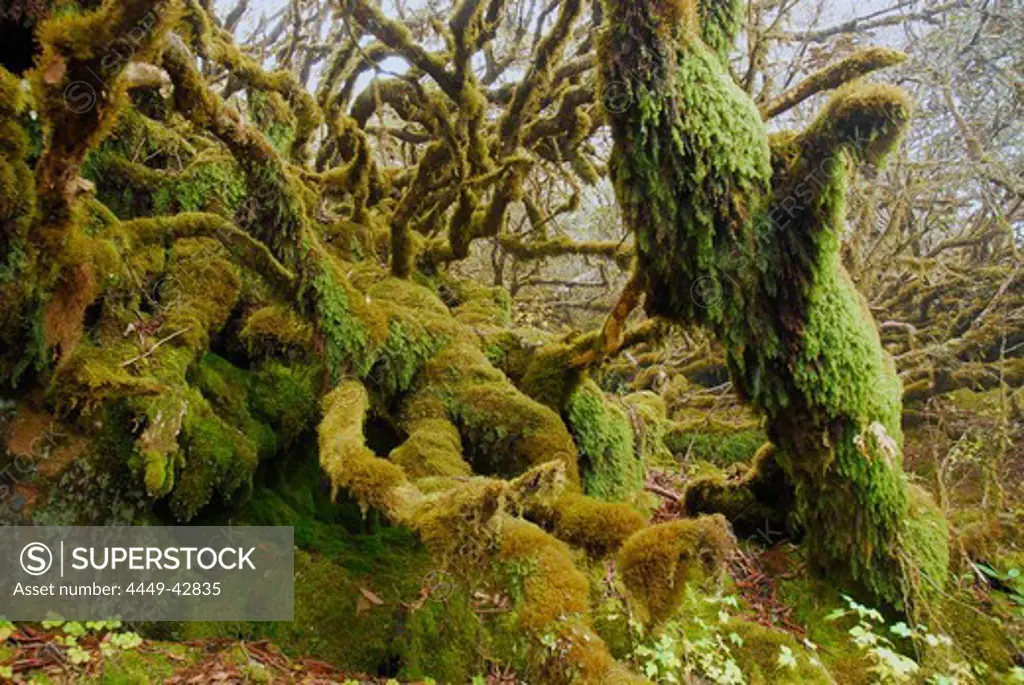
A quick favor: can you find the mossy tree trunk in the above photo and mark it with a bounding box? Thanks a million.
[597,0,949,611]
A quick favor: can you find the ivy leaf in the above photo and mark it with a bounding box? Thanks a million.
[777,645,798,670]
[0,621,15,642]
[889,622,912,638]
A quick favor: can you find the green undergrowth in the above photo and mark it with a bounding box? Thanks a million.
[666,427,767,467]
[176,446,485,681]
[12,643,202,684]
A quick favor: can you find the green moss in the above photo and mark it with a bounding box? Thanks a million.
[723,620,832,684]
[492,517,635,682]
[170,407,257,521]
[248,90,297,154]
[935,595,1016,674]
[443,275,512,328]
[161,237,243,351]
[194,353,277,459]
[665,427,766,466]
[179,547,457,676]
[248,361,319,447]
[566,379,643,501]
[367,319,449,398]
[395,587,485,681]
[622,392,674,466]
[497,518,591,631]
[617,515,736,625]
[389,417,471,479]
[599,0,947,608]
[309,259,374,384]
[0,66,39,385]
[699,0,745,65]
[902,484,950,598]
[546,492,647,558]
[405,342,580,484]
[182,447,487,679]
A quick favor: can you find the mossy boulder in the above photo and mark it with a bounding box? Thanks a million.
[617,514,736,625]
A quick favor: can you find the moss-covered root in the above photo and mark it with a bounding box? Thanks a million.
[318,380,412,516]
[389,417,472,479]
[617,514,736,626]
[683,442,796,539]
[405,342,581,484]
[527,492,648,559]
[497,518,651,684]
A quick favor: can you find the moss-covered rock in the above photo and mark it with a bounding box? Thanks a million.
[617,514,736,625]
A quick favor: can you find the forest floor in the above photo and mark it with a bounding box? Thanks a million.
[3,384,1022,684]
